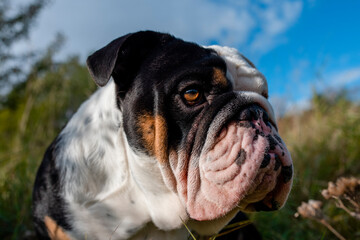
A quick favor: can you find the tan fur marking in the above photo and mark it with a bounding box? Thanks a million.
[213,68,227,87]
[44,216,71,240]
[154,115,168,164]
[138,112,156,155]
[138,112,168,163]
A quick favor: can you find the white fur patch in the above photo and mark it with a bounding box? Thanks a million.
[55,80,187,239]
[206,45,269,97]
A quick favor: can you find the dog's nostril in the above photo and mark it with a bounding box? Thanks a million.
[238,108,253,121]
[251,108,259,120]
[238,105,263,122]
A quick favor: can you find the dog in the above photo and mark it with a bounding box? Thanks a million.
[32,31,293,239]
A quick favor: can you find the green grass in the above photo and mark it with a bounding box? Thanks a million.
[0,55,359,239]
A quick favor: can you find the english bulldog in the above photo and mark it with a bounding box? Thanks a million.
[32,31,293,239]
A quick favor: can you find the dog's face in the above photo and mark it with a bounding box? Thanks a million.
[87,31,293,221]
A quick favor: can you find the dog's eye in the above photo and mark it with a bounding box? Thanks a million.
[182,88,203,106]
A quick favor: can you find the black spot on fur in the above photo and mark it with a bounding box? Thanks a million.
[126,227,140,235]
[281,165,293,183]
[274,135,283,144]
[106,212,117,221]
[264,146,269,153]
[84,116,92,125]
[260,154,270,168]
[239,122,252,128]
[236,149,247,166]
[274,155,281,171]
[267,135,277,150]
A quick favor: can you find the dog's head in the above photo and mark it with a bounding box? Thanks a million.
[87,31,293,222]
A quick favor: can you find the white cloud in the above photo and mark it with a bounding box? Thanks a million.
[14,0,256,59]
[329,67,360,86]
[11,0,304,60]
[250,0,303,54]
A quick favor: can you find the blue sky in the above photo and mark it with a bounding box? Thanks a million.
[14,0,360,115]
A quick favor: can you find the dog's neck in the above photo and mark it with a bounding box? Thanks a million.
[55,80,188,239]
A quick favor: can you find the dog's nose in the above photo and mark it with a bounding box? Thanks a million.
[237,105,270,126]
[234,91,277,130]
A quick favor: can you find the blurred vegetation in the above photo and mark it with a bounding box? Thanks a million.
[251,91,360,239]
[0,0,49,89]
[0,42,96,239]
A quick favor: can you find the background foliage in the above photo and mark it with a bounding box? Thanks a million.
[0,0,48,90]
[0,53,96,239]
[0,1,359,239]
[251,93,360,239]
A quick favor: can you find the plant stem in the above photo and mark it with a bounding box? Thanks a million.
[344,195,360,212]
[318,219,346,240]
[334,197,360,220]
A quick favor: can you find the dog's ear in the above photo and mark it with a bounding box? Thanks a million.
[86,31,173,89]
[86,33,132,87]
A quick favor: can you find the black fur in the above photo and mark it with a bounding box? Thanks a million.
[216,212,262,240]
[32,137,72,239]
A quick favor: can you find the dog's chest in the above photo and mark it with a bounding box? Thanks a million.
[67,186,175,239]
[66,182,188,239]
[56,82,188,239]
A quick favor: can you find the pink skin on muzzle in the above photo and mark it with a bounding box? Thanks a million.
[187,113,292,220]
[164,92,293,221]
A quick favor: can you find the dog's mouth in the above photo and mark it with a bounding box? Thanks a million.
[201,105,292,209]
[166,92,293,221]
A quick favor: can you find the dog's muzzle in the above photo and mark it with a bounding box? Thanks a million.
[175,91,293,221]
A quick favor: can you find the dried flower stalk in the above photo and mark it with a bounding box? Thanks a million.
[322,177,360,220]
[295,200,346,240]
